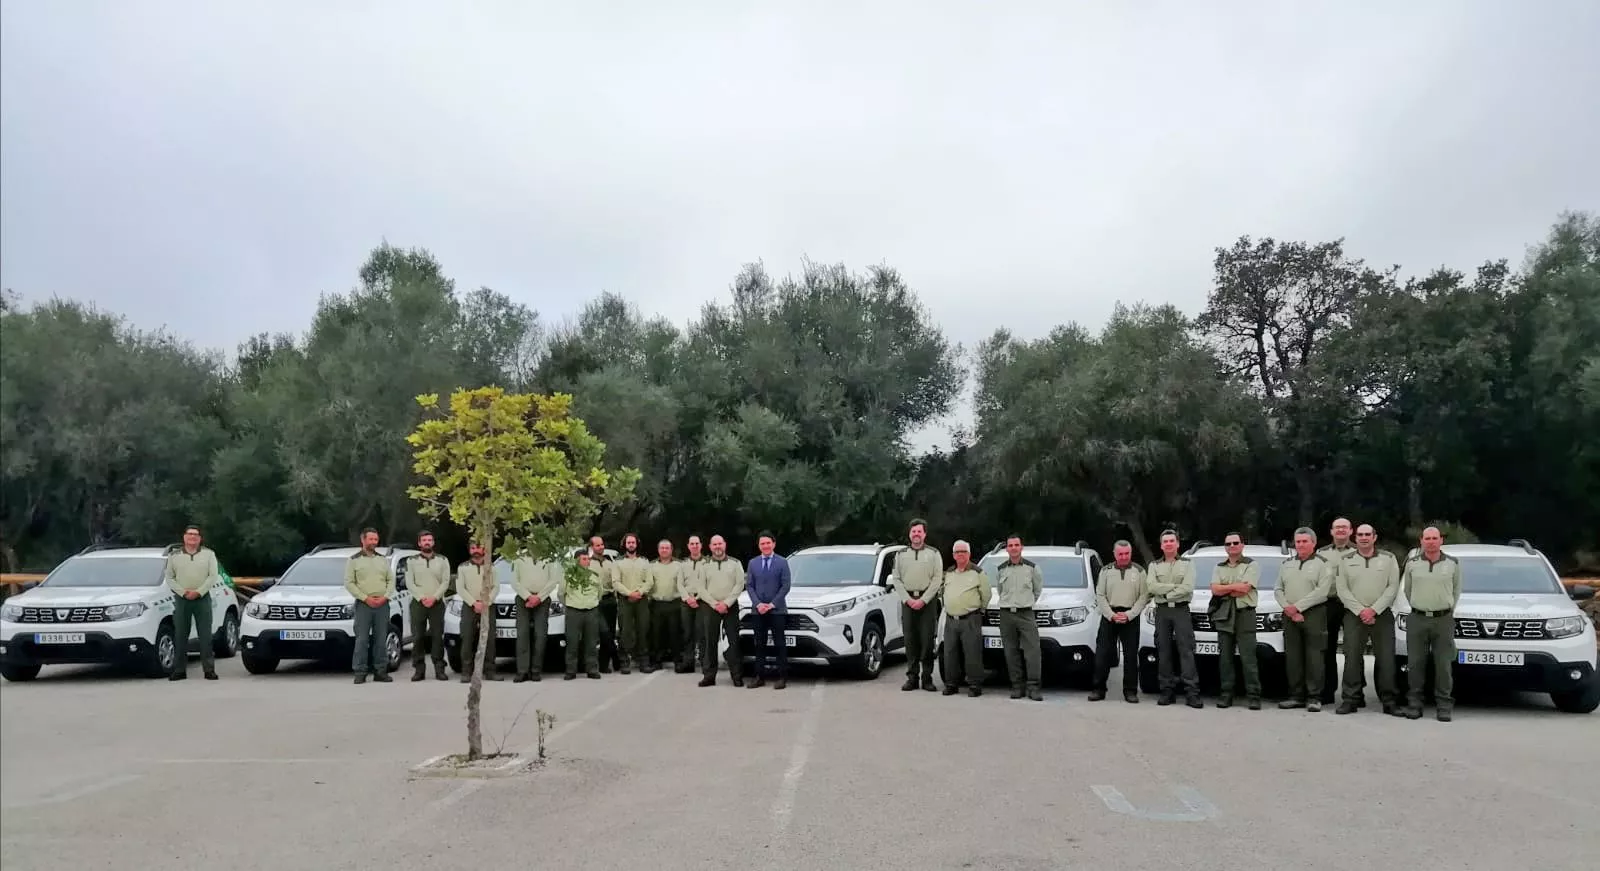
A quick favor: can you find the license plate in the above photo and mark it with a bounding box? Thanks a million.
[1195,641,1220,655]
[35,633,85,644]
[785,635,796,647]
[983,636,1003,649]
[279,630,325,641]
[1459,650,1523,666]
[496,627,517,639]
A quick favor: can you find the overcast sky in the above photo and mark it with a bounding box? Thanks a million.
[4,1,1598,450]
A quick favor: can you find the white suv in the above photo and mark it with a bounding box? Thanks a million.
[974,544,1101,685]
[1135,542,1291,696]
[441,554,583,674]
[239,544,417,675]
[727,544,906,679]
[1394,541,1598,714]
[0,544,242,681]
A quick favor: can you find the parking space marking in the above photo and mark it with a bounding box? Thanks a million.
[2,774,142,810]
[1091,784,1220,822]
[769,679,826,840]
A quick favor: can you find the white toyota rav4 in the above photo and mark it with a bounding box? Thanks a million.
[1136,542,1292,696]
[239,544,418,675]
[727,544,906,679]
[441,554,582,674]
[1394,540,1598,714]
[974,543,1101,685]
[0,544,242,681]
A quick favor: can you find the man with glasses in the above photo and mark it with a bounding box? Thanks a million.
[1401,526,1463,722]
[1334,524,1401,715]
[1317,518,1356,705]
[1147,529,1203,708]
[1276,527,1334,711]
[1210,534,1262,710]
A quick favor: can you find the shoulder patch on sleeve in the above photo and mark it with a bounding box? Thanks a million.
[1019,558,1036,567]
[349,552,361,559]
[1238,556,1254,564]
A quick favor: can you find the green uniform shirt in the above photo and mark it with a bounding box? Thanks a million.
[612,555,652,597]
[680,557,708,601]
[455,560,495,606]
[511,556,558,602]
[1275,554,1333,612]
[941,565,991,616]
[648,559,683,601]
[405,554,452,600]
[1317,543,1355,581]
[561,562,606,610]
[1095,563,1149,620]
[1145,558,1195,605]
[1402,552,1462,612]
[164,547,221,596]
[701,557,745,607]
[995,558,1043,609]
[891,545,944,604]
[1336,550,1401,614]
[343,551,395,600]
[1212,558,1259,608]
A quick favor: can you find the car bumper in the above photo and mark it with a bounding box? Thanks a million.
[734,630,844,662]
[241,621,357,660]
[976,621,1097,672]
[0,630,158,666]
[1398,651,1597,693]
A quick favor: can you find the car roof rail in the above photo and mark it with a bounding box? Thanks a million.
[1183,539,1212,556]
[308,542,356,554]
[1508,538,1536,554]
[1073,540,1089,554]
[76,542,127,555]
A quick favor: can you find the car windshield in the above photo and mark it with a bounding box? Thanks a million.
[786,552,878,586]
[277,557,355,586]
[42,556,165,588]
[1454,556,1563,594]
[979,554,1088,588]
[1190,554,1282,591]
[494,560,513,584]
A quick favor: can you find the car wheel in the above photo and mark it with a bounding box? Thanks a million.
[242,651,279,675]
[1551,678,1600,714]
[1138,657,1160,695]
[212,609,241,658]
[385,623,403,672]
[446,642,462,674]
[1,663,41,682]
[145,621,178,677]
[852,621,885,680]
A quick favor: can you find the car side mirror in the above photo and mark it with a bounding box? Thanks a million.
[257,577,277,590]
[395,574,408,592]
[1568,584,1594,601]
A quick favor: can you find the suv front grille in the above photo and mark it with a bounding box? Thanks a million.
[264,604,348,621]
[739,613,819,632]
[495,603,516,619]
[1455,618,1547,640]
[981,609,1051,628]
[15,606,111,623]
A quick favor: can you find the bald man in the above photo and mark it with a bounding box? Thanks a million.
[1401,526,1462,722]
[1316,518,1356,705]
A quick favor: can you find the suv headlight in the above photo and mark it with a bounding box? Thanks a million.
[1144,607,1156,625]
[341,603,355,619]
[1,603,22,621]
[1545,616,1588,639]
[1048,607,1090,626]
[814,598,857,619]
[1396,614,1408,632]
[447,599,463,616]
[245,600,270,619]
[103,603,147,621]
[1257,612,1285,632]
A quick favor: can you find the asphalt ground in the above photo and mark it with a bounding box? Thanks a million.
[1,653,1593,871]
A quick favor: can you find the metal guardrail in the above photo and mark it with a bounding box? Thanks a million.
[1,574,272,600]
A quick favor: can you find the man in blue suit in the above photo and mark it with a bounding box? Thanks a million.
[746,531,792,689]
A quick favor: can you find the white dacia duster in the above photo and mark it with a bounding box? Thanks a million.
[239,544,418,675]
[1,544,242,681]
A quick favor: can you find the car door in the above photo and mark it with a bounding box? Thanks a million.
[393,556,413,642]
[877,548,903,642]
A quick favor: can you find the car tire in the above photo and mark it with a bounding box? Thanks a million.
[212,609,241,658]
[446,641,462,674]
[1,663,41,682]
[1551,678,1600,714]
[242,650,279,675]
[851,621,885,680]
[385,622,403,673]
[144,621,178,678]
[1138,659,1160,695]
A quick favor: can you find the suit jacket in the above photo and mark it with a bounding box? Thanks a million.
[746,553,792,613]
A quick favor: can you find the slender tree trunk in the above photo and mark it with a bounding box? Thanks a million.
[1407,474,1424,532]
[466,515,493,760]
[1294,465,1316,528]
[1123,521,1155,565]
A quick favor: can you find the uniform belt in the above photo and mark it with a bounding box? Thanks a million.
[1156,601,1190,607]
[567,605,596,612]
[1412,608,1452,618]
[1110,606,1131,613]
[1000,606,1031,612]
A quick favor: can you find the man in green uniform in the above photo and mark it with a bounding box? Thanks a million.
[1147,529,1203,708]
[587,537,621,673]
[404,530,452,682]
[1211,533,1262,709]
[697,535,745,688]
[1335,523,1401,715]
[561,549,606,679]
[892,518,944,692]
[511,548,558,682]
[1090,540,1148,703]
[679,536,708,673]
[344,528,395,684]
[1276,527,1334,711]
[454,542,501,683]
[164,524,222,681]
[994,534,1044,701]
[1317,517,1355,705]
[1402,526,1463,722]
[611,533,652,673]
[940,540,990,697]
[648,539,684,673]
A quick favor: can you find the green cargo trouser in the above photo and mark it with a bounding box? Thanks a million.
[171,594,213,675]
[698,604,742,680]
[942,612,984,690]
[1092,613,1140,694]
[352,601,389,675]
[1321,597,1346,703]
[649,599,680,666]
[617,595,649,662]
[1342,609,1396,706]
[999,608,1041,691]
[1154,603,1201,695]
[565,606,601,676]
[1283,603,1328,702]
[459,606,498,677]
[1217,606,1261,700]
[1406,610,1455,712]
[515,600,549,677]
[902,597,940,680]
[410,599,446,670]
[678,601,699,668]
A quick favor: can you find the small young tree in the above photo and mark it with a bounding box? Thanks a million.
[407,386,639,760]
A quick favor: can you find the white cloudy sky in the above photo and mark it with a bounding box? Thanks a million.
[4,1,1598,449]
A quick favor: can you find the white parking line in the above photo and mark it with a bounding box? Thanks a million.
[769,680,826,840]
[2,774,142,810]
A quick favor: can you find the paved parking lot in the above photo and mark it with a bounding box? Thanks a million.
[1,654,1593,871]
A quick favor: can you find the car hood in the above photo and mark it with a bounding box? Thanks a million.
[1403,592,1581,620]
[986,588,1094,609]
[8,586,163,606]
[738,586,877,609]
[255,586,357,605]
